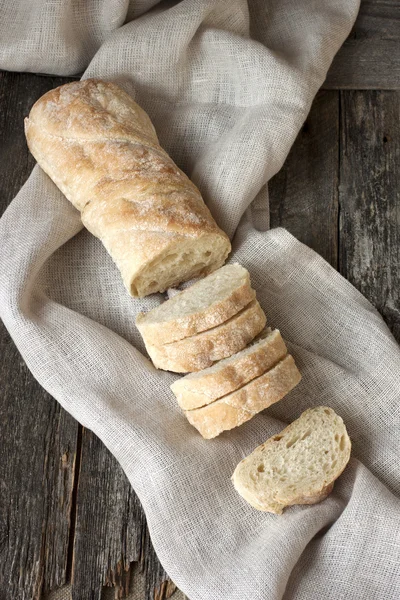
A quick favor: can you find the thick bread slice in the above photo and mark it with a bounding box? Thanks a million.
[185,354,301,438]
[171,329,287,410]
[232,406,351,514]
[146,299,266,373]
[136,264,255,345]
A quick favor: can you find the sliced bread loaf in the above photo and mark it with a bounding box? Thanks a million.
[171,328,287,410]
[185,354,301,438]
[136,264,255,345]
[145,299,266,373]
[232,406,351,514]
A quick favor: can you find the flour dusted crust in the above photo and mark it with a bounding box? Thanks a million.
[232,406,351,514]
[24,79,230,297]
[171,329,288,410]
[136,264,255,345]
[185,354,301,438]
[145,299,266,373]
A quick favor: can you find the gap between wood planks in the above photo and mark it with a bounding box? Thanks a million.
[65,425,82,585]
[269,88,399,342]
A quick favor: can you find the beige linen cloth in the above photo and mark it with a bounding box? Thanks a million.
[1,1,400,599]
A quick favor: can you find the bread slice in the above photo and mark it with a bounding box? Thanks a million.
[232,406,351,514]
[136,264,255,345]
[185,354,301,438]
[145,299,266,373]
[171,329,287,410]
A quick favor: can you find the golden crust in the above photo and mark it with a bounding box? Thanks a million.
[24,79,230,296]
[172,329,287,410]
[146,300,266,373]
[185,354,301,438]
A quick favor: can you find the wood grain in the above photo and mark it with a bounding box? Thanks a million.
[339,90,400,340]
[0,324,78,600]
[71,429,174,600]
[71,428,140,600]
[325,0,400,90]
[269,91,339,267]
[0,72,72,208]
[0,72,79,600]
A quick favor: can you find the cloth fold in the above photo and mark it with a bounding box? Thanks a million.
[2,1,400,599]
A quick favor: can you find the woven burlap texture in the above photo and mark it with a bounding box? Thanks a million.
[2,1,400,599]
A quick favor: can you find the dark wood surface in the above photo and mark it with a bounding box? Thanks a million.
[269,91,339,267]
[325,0,400,90]
[71,428,170,600]
[339,90,400,340]
[270,88,400,344]
[1,4,400,598]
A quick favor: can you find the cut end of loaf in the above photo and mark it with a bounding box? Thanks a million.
[130,234,231,297]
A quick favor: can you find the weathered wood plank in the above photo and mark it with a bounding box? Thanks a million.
[0,72,79,600]
[0,325,78,600]
[100,564,183,600]
[0,72,74,204]
[71,429,175,600]
[269,90,339,267]
[0,70,178,600]
[325,0,400,90]
[71,429,141,600]
[339,90,400,341]
[141,529,177,600]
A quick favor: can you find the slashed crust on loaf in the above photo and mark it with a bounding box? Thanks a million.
[232,406,351,514]
[136,264,255,345]
[24,79,230,297]
[171,329,288,410]
[185,354,301,438]
[145,299,266,373]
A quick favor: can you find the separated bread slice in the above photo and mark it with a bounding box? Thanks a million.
[146,299,266,373]
[171,328,287,410]
[136,264,255,345]
[185,354,301,438]
[232,406,351,514]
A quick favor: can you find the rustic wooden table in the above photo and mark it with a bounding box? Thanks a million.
[0,2,399,599]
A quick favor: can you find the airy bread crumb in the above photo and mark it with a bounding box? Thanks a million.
[232,406,351,514]
[136,264,255,345]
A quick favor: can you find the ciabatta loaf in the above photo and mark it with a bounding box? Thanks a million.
[171,329,287,410]
[146,299,266,373]
[136,264,255,345]
[185,354,301,438]
[24,79,230,297]
[232,406,351,514]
